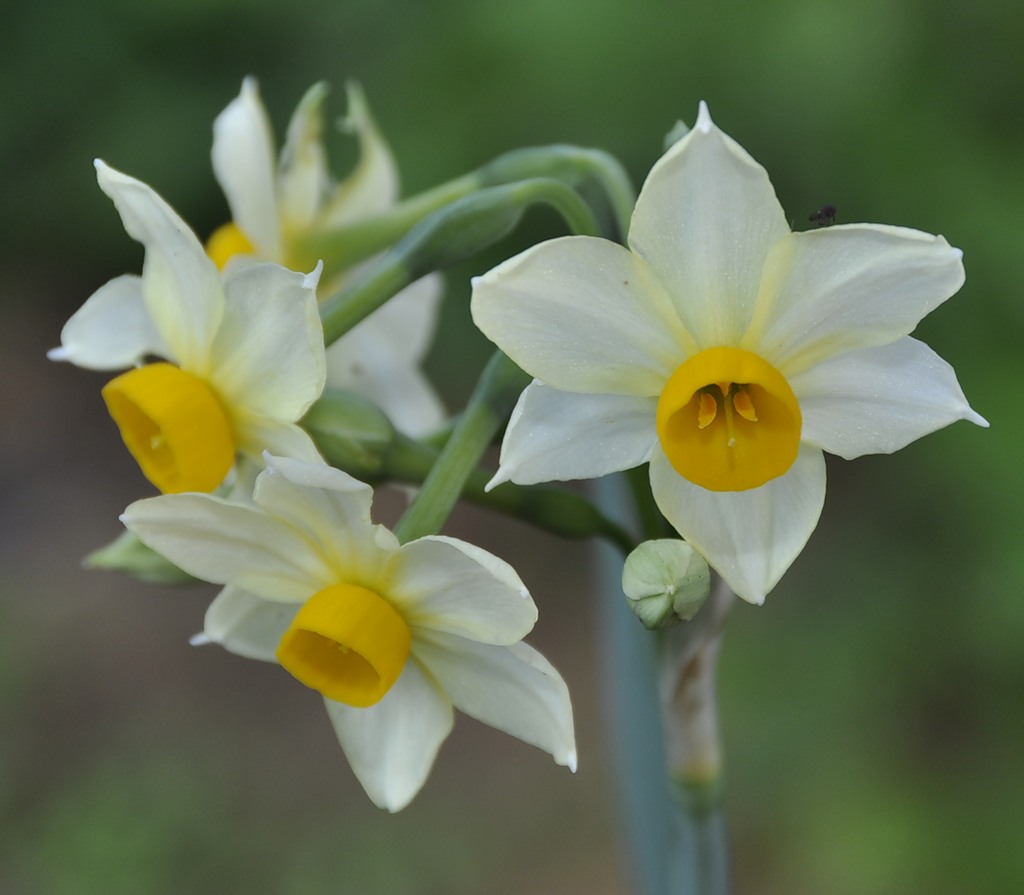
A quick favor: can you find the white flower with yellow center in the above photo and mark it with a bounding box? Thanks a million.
[208,77,445,437]
[122,455,576,811]
[471,103,987,604]
[50,162,325,493]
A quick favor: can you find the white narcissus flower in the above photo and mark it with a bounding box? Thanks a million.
[209,77,445,438]
[472,103,987,605]
[49,163,325,494]
[122,455,576,812]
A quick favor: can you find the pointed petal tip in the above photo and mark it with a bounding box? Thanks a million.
[695,101,713,133]
[565,750,578,774]
[340,80,370,133]
[483,468,511,493]
[304,259,324,290]
[966,408,990,428]
[46,346,69,361]
[189,632,212,646]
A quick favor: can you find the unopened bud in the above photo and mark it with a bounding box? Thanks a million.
[86,530,196,585]
[301,388,396,480]
[622,539,710,630]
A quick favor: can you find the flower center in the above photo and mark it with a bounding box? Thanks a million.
[102,362,235,494]
[206,222,255,270]
[276,584,411,707]
[656,347,801,492]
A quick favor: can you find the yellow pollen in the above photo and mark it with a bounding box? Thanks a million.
[732,386,758,422]
[656,347,801,492]
[206,221,255,270]
[697,392,718,429]
[277,584,411,707]
[102,362,235,493]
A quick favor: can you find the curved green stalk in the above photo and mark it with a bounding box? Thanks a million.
[293,144,635,277]
[302,392,637,553]
[392,352,527,544]
[318,177,598,346]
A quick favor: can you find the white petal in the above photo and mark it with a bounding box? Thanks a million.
[49,275,168,369]
[233,416,325,466]
[95,162,223,371]
[122,493,333,602]
[209,261,325,419]
[628,102,791,348]
[388,536,537,645]
[320,82,399,226]
[791,337,988,459]
[327,349,446,439]
[489,382,657,488]
[472,236,688,395]
[326,274,446,437]
[203,585,299,661]
[649,445,827,604]
[278,81,331,234]
[748,225,965,374]
[252,455,394,577]
[324,659,454,811]
[412,631,577,772]
[211,77,282,258]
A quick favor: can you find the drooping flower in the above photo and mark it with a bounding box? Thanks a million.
[471,103,987,604]
[50,163,325,493]
[122,455,576,811]
[209,77,445,437]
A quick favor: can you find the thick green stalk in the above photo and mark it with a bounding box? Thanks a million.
[318,177,598,346]
[392,352,528,544]
[294,144,635,277]
[660,576,734,895]
[302,393,636,553]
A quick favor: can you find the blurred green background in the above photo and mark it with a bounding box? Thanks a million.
[2,1,1019,893]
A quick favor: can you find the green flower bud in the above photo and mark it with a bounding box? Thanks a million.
[622,539,710,630]
[301,388,396,481]
[86,530,196,585]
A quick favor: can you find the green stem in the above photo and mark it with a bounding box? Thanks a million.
[293,173,479,276]
[392,352,529,544]
[318,177,598,346]
[295,144,635,276]
[660,577,734,895]
[625,465,670,542]
[476,145,636,241]
[302,391,637,552]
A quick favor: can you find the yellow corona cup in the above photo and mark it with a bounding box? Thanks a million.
[276,584,411,707]
[102,363,234,493]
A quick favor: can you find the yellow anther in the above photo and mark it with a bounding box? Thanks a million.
[277,584,411,707]
[697,392,718,429]
[102,362,235,493]
[732,386,758,422]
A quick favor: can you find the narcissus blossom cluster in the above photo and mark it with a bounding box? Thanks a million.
[51,81,985,823]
